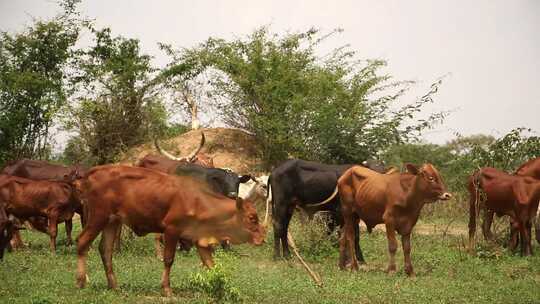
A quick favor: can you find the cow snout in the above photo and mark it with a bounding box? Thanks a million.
[227,192,238,199]
[439,192,452,200]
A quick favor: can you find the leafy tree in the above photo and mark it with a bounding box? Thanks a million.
[65,28,167,164]
[166,27,447,168]
[0,0,82,164]
[446,134,495,156]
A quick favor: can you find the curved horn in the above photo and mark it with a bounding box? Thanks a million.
[154,139,186,161]
[186,132,205,162]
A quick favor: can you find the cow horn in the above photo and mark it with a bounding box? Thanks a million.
[154,132,205,162]
[154,139,185,161]
[186,132,205,162]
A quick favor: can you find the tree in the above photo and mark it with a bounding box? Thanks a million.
[0,0,81,164]
[65,28,167,164]
[167,27,447,168]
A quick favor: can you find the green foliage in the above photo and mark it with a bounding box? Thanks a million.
[383,129,540,219]
[65,27,167,165]
[186,252,241,303]
[162,122,190,139]
[289,213,338,261]
[165,27,447,168]
[0,1,81,164]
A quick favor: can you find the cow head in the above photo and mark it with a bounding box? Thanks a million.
[232,198,266,245]
[406,163,452,202]
[0,217,24,260]
[208,168,252,199]
[238,175,269,202]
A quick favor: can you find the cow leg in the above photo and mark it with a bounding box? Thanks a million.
[155,234,164,260]
[272,198,294,259]
[385,223,398,274]
[99,220,121,289]
[76,219,108,289]
[535,213,540,245]
[196,245,215,268]
[517,219,531,256]
[526,220,533,255]
[65,219,73,246]
[353,214,365,264]
[402,233,414,277]
[113,225,122,252]
[10,230,24,249]
[481,209,494,241]
[48,215,58,253]
[161,230,179,297]
[468,194,477,252]
[508,220,520,251]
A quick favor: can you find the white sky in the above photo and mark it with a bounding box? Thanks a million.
[1,0,539,145]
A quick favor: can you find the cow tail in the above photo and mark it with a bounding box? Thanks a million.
[305,185,339,207]
[263,175,272,227]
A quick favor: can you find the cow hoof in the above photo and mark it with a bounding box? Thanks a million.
[162,288,173,297]
[406,270,416,278]
[386,266,397,275]
[76,276,87,289]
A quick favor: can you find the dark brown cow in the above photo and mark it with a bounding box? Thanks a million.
[0,174,80,252]
[338,164,451,276]
[479,157,540,246]
[1,159,85,181]
[75,165,265,296]
[468,167,540,256]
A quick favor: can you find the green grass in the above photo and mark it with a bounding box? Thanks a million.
[1,217,539,304]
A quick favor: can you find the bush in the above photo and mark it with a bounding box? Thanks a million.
[185,252,241,303]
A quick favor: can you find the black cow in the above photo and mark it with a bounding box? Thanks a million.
[268,158,386,260]
[174,164,252,199]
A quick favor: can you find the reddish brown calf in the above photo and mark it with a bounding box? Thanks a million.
[338,163,451,276]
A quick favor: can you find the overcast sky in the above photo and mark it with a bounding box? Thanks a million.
[1,0,539,145]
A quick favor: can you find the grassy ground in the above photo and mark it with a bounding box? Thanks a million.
[1,216,539,304]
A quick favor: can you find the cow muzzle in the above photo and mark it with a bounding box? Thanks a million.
[227,192,238,199]
[439,192,452,200]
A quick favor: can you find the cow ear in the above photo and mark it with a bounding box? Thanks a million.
[239,175,251,183]
[405,163,420,175]
[236,197,244,210]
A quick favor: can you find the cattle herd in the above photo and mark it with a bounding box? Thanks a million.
[0,132,539,295]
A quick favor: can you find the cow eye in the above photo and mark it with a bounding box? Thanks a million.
[428,176,434,182]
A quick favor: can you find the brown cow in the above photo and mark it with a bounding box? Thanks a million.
[468,167,540,256]
[0,174,80,252]
[479,157,540,246]
[1,159,85,181]
[338,163,451,276]
[75,165,265,296]
[1,159,85,247]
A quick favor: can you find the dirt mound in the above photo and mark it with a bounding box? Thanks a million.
[119,127,264,175]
